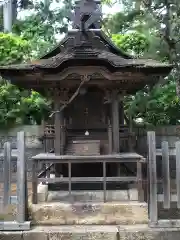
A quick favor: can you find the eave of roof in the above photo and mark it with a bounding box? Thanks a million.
[0,29,173,81]
[0,49,173,72]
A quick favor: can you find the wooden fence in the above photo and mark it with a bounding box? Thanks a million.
[2,130,180,230]
[148,131,180,228]
[0,132,30,231]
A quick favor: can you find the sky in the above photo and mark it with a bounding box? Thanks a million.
[103,2,121,14]
[19,1,121,19]
[18,0,121,40]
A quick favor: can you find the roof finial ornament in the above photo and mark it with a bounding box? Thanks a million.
[70,0,102,31]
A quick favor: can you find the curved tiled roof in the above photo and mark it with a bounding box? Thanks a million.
[0,46,172,72]
[0,0,173,79]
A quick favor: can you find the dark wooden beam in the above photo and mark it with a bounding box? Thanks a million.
[54,100,65,155]
[128,113,133,152]
[119,100,124,125]
[59,111,64,155]
[54,101,65,177]
[54,101,61,155]
[111,90,120,153]
[107,119,112,154]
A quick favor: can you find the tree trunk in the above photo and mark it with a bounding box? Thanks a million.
[12,0,17,24]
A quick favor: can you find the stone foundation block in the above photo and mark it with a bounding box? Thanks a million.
[2,226,180,240]
[0,232,22,240]
[23,231,48,240]
[37,184,48,203]
[29,202,148,225]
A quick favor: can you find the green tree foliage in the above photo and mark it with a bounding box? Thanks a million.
[0,0,74,129]
[106,0,180,125]
[112,32,150,56]
[104,0,172,61]
[0,33,31,65]
[111,31,175,125]
[125,81,180,126]
[13,0,73,57]
[0,83,50,129]
[104,10,144,34]
[1,0,180,127]
[0,33,50,129]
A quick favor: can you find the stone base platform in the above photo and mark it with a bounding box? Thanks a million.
[47,189,138,202]
[29,201,148,225]
[2,225,180,240]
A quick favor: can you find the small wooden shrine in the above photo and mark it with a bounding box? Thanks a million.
[0,0,172,180]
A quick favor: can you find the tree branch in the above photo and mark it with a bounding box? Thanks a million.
[49,79,87,118]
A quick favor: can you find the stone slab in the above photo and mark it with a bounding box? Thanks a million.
[47,189,138,202]
[29,202,148,225]
[0,231,23,240]
[2,225,180,240]
[23,231,48,240]
[0,205,17,221]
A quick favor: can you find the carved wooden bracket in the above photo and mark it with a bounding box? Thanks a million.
[80,74,91,82]
[51,88,70,101]
[103,89,126,104]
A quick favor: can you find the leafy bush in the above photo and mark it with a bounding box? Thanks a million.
[0,33,31,65]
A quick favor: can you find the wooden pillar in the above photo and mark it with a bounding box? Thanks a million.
[128,113,133,152]
[62,118,66,153]
[119,98,125,152]
[108,118,112,154]
[119,100,124,125]
[59,111,64,155]
[54,102,65,177]
[54,102,61,155]
[54,102,64,155]
[111,90,120,153]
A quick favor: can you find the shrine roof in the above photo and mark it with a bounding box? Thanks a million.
[40,30,133,60]
[0,0,173,90]
[0,44,172,72]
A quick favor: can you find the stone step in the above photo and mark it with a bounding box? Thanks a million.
[47,189,138,202]
[29,201,148,225]
[1,225,180,240]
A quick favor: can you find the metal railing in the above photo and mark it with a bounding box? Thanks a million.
[0,132,30,231]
